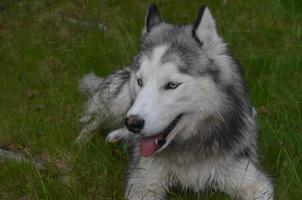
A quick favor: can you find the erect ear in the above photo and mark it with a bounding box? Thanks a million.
[193,5,218,48]
[143,4,161,34]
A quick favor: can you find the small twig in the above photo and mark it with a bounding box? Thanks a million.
[62,16,107,31]
[0,148,44,169]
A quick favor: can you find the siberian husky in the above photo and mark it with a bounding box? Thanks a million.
[78,4,273,200]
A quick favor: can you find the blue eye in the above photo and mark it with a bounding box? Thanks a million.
[165,82,181,90]
[137,78,143,86]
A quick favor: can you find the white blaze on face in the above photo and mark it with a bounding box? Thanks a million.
[141,45,168,75]
[128,45,169,126]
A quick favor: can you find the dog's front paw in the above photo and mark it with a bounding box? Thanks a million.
[79,115,92,124]
[106,129,127,143]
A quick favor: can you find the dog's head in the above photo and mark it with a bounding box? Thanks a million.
[126,5,241,157]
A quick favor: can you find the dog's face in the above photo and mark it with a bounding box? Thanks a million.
[129,45,197,135]
[126,5,230,157]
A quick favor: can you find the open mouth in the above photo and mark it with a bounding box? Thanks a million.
[139,114,183,157]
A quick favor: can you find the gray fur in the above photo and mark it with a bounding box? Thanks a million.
[76,68,132,143]
[78,5,273,200]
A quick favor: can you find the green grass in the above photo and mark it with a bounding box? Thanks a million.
[0,0,301,199]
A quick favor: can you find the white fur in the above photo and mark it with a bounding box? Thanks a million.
[125,151,273,200]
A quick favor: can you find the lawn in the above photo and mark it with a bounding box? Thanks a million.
[0,0,301,199]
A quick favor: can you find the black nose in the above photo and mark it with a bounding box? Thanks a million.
[125,115,145,133]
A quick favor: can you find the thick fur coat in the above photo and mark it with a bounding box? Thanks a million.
[78,5,273,200]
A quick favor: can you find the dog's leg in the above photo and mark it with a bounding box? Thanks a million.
[106,128,132,143]
[75,118,102,144]
[218,159,273,200]
[125,157,168,200]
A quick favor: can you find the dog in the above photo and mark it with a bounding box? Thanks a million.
[78,4,274,200]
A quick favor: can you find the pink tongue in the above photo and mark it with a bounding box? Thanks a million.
[140,136,159,157]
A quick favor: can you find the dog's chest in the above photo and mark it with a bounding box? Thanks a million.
[167,159,218,192]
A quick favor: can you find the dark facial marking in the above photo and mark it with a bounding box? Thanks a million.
[205,66,220,84]
[236,147,253,160]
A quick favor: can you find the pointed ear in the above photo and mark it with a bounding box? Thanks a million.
[143,4,161,34]
[193,5,218,48]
